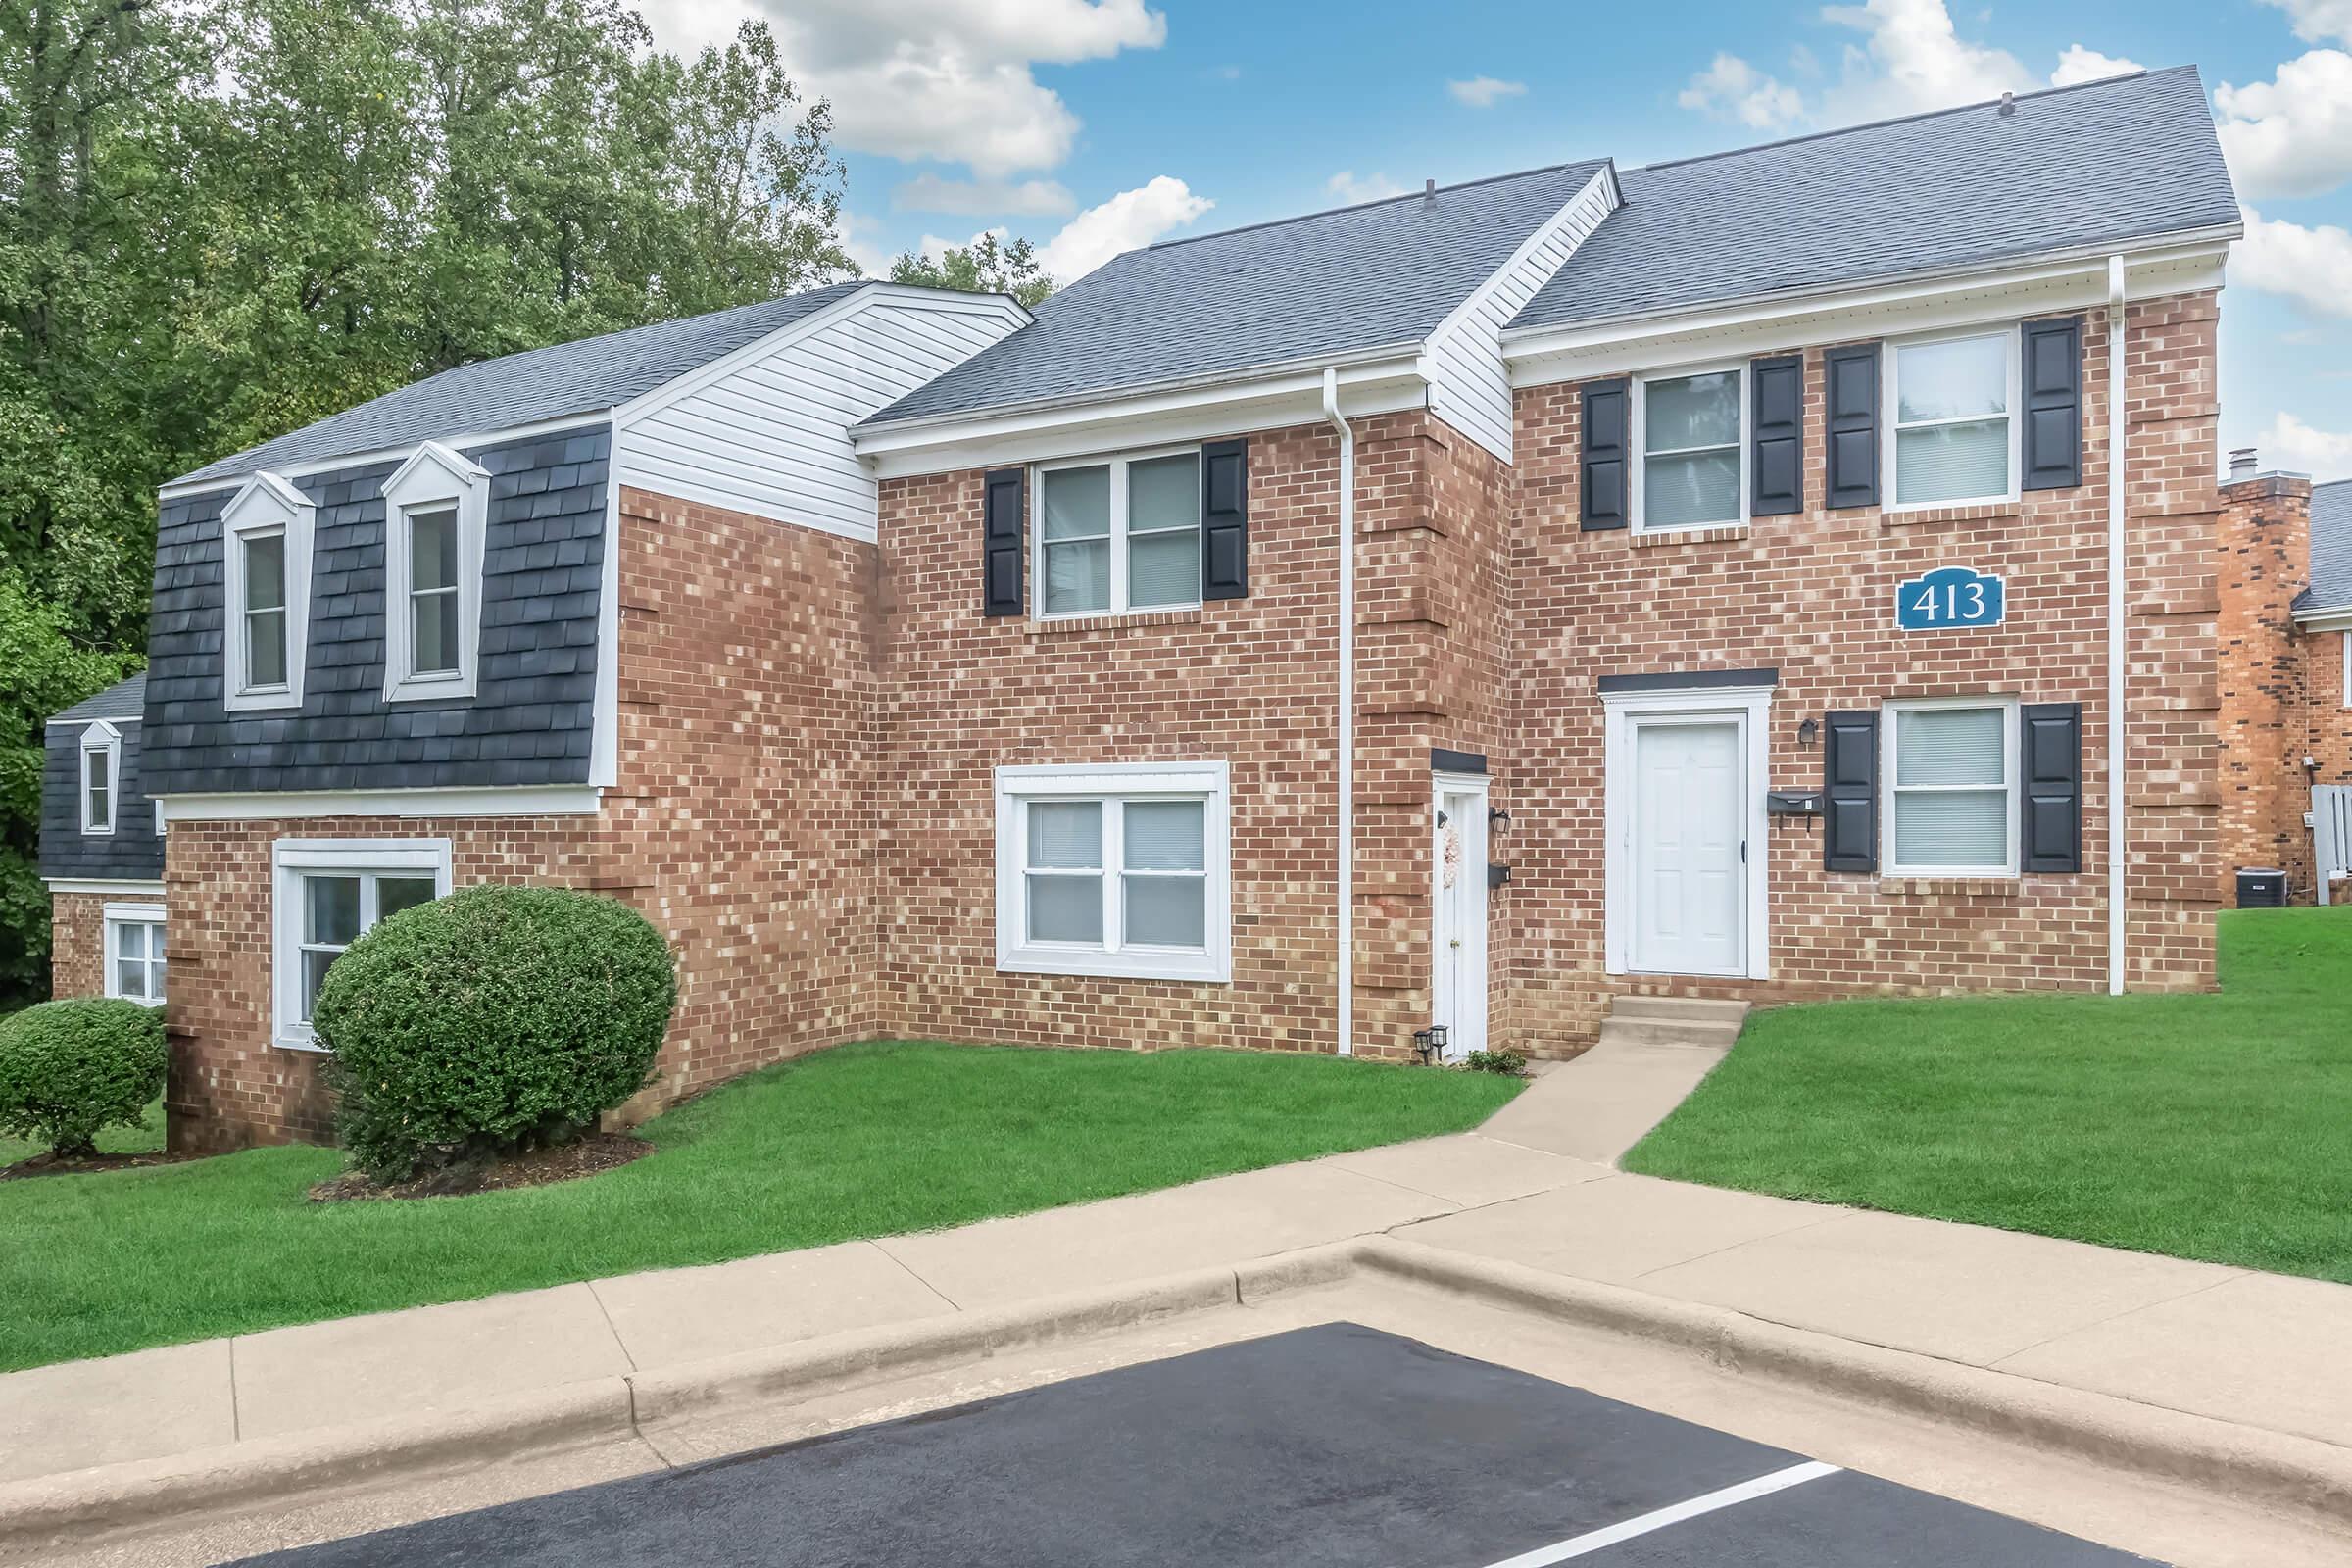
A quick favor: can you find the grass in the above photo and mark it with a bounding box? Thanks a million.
[1626,907,2352,1284]
[0,1097,166,1166]
[0,1041,1518,1372]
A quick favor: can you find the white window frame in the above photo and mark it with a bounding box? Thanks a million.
[1031,445,1203,620]
[1882,696,2022,878]
[1631,361,1749,534]
[2341,632,2350,709]
[79,720,121,836]
[994,761,1231,982]
[221,471,315,711]
[102,902,166,1006]
[1884,326,2023,513]
[379,440,490,703]
[270,837,453,1050]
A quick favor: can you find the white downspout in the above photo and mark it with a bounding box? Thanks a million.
[1323,368,1356,1054]
[2106,255,2128,996]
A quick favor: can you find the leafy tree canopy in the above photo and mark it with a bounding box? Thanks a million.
[890,233,1056,309]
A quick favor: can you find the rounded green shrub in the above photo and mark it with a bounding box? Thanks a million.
[0,998,167,1158]
[316,886,676,1182]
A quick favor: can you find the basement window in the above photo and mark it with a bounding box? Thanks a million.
[994,761,1230,982]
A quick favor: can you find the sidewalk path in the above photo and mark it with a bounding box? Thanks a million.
[9,1060,2352,1491]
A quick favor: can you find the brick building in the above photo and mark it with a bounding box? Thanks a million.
[2217,468,2352,904]
[40,69,2258,1151]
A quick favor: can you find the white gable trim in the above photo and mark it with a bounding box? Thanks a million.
[1422,165,1622,463]
[1503,231,2234,386]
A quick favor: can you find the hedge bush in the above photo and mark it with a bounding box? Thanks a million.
[0,998,168,1158]
[316,886,676,1182]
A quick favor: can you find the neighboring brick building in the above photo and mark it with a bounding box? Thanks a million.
[2217,468,2352,904]
[43,69,2256,1151]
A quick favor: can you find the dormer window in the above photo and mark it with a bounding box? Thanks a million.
[379,441,488,703]
[221,472,314,711]
[79,721,121,836]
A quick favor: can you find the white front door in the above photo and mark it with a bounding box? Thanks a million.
[1432,777,1489,1061]
[1630,719,1745,976]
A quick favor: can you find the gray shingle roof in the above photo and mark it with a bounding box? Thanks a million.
[862,161,1614,427]
[172,283,869,489]
[2298,479,2352,613]
[46,671,145,726]
[1509,67,2238,332]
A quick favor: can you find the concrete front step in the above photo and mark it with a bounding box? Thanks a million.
[1596,1018,1743,1052]
[1608,995,1752,1025]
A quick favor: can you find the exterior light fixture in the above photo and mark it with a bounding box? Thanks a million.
[1410,1025,1449,1065]
[1798,716,1820,748]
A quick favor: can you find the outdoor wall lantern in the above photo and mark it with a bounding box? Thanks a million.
[1798,716,1820,748]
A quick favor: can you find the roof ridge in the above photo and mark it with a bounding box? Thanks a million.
[1630,65,2182,177]
[1147,159,1606,252]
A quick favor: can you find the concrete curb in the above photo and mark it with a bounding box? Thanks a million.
[1355,1237,2352,1533]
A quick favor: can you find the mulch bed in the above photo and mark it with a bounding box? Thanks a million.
[308,1131,653,1202]
[0,1149,196,1182]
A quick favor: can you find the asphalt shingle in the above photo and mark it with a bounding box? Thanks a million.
[1510,68,2238,331]
[2298,479,2352,613]
[861,161,1614,427]
[172,284,868,489]
[46,671,146,726]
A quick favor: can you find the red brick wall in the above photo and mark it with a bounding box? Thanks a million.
[48,893,106,999]
[2217,472,2315,898]
[1500,294,2221,1053]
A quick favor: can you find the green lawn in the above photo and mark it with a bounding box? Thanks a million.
[1627,907,2352,1283]
[0,1097,166,1166]
[0,1041,1517,1372]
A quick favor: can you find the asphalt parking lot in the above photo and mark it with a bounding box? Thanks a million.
[238,1323,2161,1566]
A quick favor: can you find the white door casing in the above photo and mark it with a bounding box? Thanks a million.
[1603,683,1772,980]
[1432,770,1490,1061]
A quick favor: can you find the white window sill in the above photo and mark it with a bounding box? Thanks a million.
[81,827,115,839]
[273,1035,332,1054]
[1883,495,2019,517]
[385,672,476,705]
[224,687,302,713]
[998,948,1230,985]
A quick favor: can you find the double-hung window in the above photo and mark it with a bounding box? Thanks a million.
[103,904,166,1005]
[1036,449,1201,617]
[380,441,488,702]
[995,761,1230,981]
[1884,699,2019,876]
[79,722,120,836]
[271,839,451,1048]
[1636,368,1743,532]
[221,472,313,710]
[1889,331,2019,508]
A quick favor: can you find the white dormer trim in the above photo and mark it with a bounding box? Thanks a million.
[79,720,122,836]
[221,471,314,713]
[379,440,490,704]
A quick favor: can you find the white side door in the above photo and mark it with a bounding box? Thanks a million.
[1432,775,1489,1060]
[1629,718,1745,977]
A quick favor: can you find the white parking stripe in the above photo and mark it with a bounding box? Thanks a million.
[1475,1460,1843,1567]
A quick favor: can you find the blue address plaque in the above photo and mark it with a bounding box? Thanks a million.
[1896,565,2005,632]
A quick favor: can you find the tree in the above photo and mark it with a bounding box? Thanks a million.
[891,232,1056,309]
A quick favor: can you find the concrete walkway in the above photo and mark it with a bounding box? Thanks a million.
[10,1054,2352,1491]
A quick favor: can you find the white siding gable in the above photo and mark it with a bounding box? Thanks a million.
[1424,169,1620,464]
[613,287,1026,543]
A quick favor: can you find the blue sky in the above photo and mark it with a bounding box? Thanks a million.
[645,0,2352,478]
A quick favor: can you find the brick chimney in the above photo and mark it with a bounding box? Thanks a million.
[2215,450,2317,902]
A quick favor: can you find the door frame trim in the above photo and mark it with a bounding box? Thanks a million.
[1602,683,1773,980]
[1431,768,1491,1061]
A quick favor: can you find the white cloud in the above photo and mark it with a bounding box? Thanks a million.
[1325,171,1408,204]
[1446,75,1527,109]
[640,0,1167,177]
[1813,0,2036,122]
[1037,176,1212,281]
[2215,50,2352,200]
[2260,0,2352,43]
[2049,45,2143,86]
[2233,207,2352,318]
[2249,411,2352,481]
[892,174,1077,217]
[836,210,899,275]
[914,226,1011,263]
[1678,53,1806,129]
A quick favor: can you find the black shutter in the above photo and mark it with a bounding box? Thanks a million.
[1200,438,1249,600]
[1823,343,1881,510]
[2020,703,2083,872]
[982,466,1025,617]
[1751,354,1803,516]
[2021,317,2083,492]
[1823,710,1879,873]
[1579,378,1629,530]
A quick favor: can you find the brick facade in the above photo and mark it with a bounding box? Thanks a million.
[2216,470,2350,903]
[48,893,108,1000]
[140,293,2234,1147]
